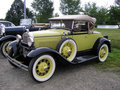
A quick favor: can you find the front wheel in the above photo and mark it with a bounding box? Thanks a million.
[1,40,12,57]
[98,44,109,62]
[29,54,56,82]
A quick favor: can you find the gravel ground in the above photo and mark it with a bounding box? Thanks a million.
[0,54,120,90]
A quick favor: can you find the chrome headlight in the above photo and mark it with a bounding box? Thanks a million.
[27,37,34,46]
[22,32,34,47]
[16,34,22,42]
[0,24,5,35]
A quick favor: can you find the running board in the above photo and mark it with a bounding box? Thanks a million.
[72,55,98,64]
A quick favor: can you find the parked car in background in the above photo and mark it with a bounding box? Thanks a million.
[6,15,111,82]
[0,21,15,27]
[0,19,50,56]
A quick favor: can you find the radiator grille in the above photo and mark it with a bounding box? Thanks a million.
[22,33,28,44]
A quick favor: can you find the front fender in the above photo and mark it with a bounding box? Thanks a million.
[0,35,16,45]
[93,37,111,54]
[8,40,18,54]
[27,47,73,64]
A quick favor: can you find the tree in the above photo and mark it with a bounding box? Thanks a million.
[0,19,4,21]
[5,0,33,25]
[84,3,98,17]
[60,0,82,15]
[84,2,99,26]
[32,0,54,23]
[115,0,120,7]
[109,6,120,28]
[54,13,59,17]
[97,7,109,25]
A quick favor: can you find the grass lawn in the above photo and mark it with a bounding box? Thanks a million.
[94,28,120,72]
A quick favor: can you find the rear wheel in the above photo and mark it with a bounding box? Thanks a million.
[29,54,56,82]
[98,44,109,62]
[1,40,12,57]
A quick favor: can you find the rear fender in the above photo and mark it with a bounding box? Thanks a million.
[93,37,111,54]
[27,47,72,64]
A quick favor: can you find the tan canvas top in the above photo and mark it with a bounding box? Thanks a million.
[49,15,96,24]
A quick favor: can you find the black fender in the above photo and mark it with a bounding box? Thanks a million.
[8,40,18,55]
[0,35,16,45]
[27,47,73,64]
[93,37,111,54]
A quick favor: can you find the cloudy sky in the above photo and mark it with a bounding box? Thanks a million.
[0,0,115,19]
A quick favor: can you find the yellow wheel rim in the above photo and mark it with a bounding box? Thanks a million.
[2,41,12,55]
[99,44,108,62]
[35,58,53,78]
[61,41,75,61]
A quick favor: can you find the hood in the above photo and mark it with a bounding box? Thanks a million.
[5,26,26,31]
[31,29,69,37]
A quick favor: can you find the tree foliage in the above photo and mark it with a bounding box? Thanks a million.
[97,7,109,25]
[109,6,120,28]
[84,2,98,17]
[60,0,82,15]
[32,0,54,23]
[54,13,59,17]
[115,0,120,7]
[5,0,33,25]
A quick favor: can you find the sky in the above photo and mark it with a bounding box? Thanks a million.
[0,0,115,19]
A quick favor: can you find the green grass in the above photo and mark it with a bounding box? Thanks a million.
[94,28,120,72]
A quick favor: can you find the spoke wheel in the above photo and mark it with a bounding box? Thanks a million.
[1,41,12,57]
[98,44,109,62]
[57,38,77,62]
[29,54,56,82]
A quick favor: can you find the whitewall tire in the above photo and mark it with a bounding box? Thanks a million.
[29,54,56,82]
[98,44,109,62]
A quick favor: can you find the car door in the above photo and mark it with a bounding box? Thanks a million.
[72,32,100,52]
[72,21,98,52]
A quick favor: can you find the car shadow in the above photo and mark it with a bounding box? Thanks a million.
[55,59,99,75]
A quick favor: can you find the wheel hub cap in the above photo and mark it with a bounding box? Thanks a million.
[62,46,71,57]
[38,62,48,73]
[100,48,106,58]
[36,59,50,76]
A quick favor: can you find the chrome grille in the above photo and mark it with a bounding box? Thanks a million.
[23,36,28,44]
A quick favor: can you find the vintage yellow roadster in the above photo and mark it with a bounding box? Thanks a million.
[6,15,111,82]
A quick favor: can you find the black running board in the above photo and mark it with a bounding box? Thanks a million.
[72,55,98,64]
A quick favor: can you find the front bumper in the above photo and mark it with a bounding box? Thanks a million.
[5,53,28,71]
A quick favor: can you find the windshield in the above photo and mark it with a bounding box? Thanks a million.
[50,20,72,29]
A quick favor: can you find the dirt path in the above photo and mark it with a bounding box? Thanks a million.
[0,54,120,90]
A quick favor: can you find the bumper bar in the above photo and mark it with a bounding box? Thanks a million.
[5,54,28,71]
